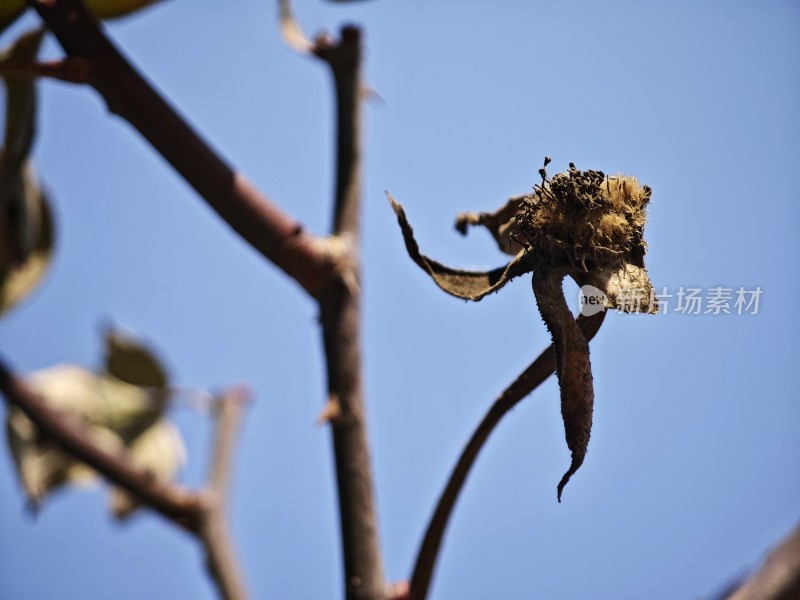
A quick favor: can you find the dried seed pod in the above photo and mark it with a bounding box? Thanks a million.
[388,160,659,500]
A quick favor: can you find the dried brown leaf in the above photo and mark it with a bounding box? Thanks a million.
[388,193,534,301]
[454,194,528,257]
[532,269,594,501]
[278,0,313,54]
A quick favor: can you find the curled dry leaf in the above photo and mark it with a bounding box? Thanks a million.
[389,161,658,500]
[454,194,528,256]
[278,0,313,54]
[0,28,54,318]
[388,193,534,301]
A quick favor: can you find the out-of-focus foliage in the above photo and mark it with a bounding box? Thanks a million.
[0,28,54,318]
[5,327,186,518]
[0,0,166,34]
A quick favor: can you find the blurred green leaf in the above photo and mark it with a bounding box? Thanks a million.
[104,326,169,390]
[0,28,54,319]
[85,0,166,19]
[0,0,166,33]
[6,359,185,513]
[6,365,130,509]
[0,28,42,168]
[110,419,186,519]
[0,1,26,37]
[0,178,53,315]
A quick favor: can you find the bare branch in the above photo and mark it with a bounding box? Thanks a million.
[314,26,363,240]
[198,388,251,600]
[207,387,249,497]
[199,502,250,600]
[0,356,203,529]
[409,312,607,600]
[312,25,388,600]
[30,0,335,297]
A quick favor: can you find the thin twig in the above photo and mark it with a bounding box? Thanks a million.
[0,357,204,529]
[312,26,388,600]
[409,312,607,600]
[198,387,251,600]
[0,57,91,83]
[207,386,249,497]
[30,0,335,297]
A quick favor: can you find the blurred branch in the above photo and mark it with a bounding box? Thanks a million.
[0,357,252,600]
[311,26,388,600]
[409,312,607,600]
[30,0,336,297]
[207,387,248,497]
[199,388,251,600]
[725,523,800,600]
[33,1,385,597]
[0,356,203,528]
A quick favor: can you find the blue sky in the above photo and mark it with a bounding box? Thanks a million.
[1,1,799,598]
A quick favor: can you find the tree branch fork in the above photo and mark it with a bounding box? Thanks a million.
[1,3,603,600]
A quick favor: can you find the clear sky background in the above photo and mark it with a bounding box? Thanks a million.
[1,1,799,599]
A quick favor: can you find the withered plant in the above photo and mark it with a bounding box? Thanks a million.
[390,158,658,502]
[6,3,791,600]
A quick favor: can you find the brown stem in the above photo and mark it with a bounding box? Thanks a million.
[314,27,387,600]
[409,312,606,600]
[0,357,203,529]
[726,523,800,600]
[198,388,250,600]
[30,0,334,297]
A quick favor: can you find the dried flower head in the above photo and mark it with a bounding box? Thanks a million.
[517,166,650,270]
[388,159,658,500]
